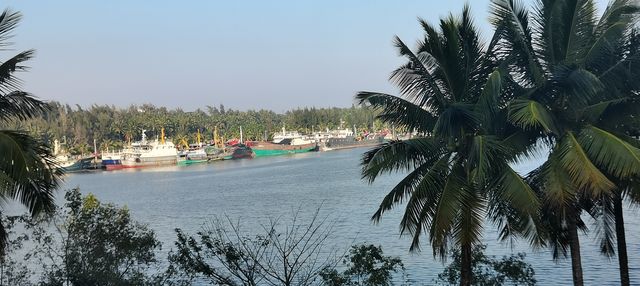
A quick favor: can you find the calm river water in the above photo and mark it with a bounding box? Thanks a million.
[59,148,639,285]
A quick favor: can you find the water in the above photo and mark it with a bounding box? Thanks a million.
[56,148,639,285]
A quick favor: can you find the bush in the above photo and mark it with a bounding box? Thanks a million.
[435,245,536,285]
[0,188,164,286]
[320,244,404,286]
[166,208,339,285]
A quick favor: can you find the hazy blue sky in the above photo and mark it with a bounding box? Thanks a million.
[5,1,608,111]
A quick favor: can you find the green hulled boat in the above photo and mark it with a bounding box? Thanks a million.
[247,139,318,157]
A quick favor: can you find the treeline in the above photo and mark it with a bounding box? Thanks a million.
[7,102,380,153]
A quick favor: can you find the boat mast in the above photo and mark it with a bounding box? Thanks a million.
[161,128,165,144]
[93,138,97,161]
[214,126,219,147]
[197,129,201,147]
[240,126,243,143]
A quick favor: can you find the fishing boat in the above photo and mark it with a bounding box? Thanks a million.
[58,155,96,172]
[247,139,318,157]
[121,129,178,168]
[101,151,123,170]
[204,126,232,161]
[247,126,318,157]
[321,135,383,151]
[177,147,208,165]
[229,143,254,159]
[177,130,209,165]
[53,139,98,172]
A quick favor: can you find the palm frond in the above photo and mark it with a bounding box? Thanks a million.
[552,67,604,108]
[356,92,437,134]
[429,165,466,259]
[579,97,627,123]
[0,130,62,217]
[541,151,578,209]
[584,193,617,257]
[495,164,540,215]
[468,135,508,183]
[361,138,443,183]
[0,50,34,93]
[396,156,451,251]
[508,98,558,134]
[564,0,598,63]
[0,9,21,47]
[533,0,597,65]
[0,91,49,122]
[490,0,544,84]
[475,69,503,130]
[594,0,640,39]
[453,183,485,248]
[372,160,441,223]
[391,36,448,110]
[557,132,615,196]
[579,125,640,179]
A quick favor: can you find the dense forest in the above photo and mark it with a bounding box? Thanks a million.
[4,101,381,154]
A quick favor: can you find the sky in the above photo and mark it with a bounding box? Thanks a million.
[4,1,609,112]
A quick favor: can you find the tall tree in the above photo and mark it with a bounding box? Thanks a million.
[490,0,640,285]
[0,9,62,256]
[358,7,540,286]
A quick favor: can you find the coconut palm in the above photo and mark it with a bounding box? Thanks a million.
[490,0,640,284]
[357,7,540,285]
[0,9,62,256]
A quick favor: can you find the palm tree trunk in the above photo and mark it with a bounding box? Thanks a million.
[614,194,630,286]
[568,215,584,286]
[460,243,472,286]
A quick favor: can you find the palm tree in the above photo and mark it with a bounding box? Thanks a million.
[0,9,62,256]
[357,7,540,285]
[490,0,640,285]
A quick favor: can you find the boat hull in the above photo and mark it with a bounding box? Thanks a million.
[105,164,125,171]
[177,159,208,165]
[101,159,121,165]
[62,157,97,172]
[322,137,384,151]
[121,155,177,168]
[250,142,318,157]
[230,145,254,159]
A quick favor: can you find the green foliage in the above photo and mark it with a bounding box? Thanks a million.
[491,0,640,284]
[435,245,536,286]
[357,6,540,282]
[320,245,404,286]
[7,101,382,150]
[0,8,62,257]
[0,188,163,286]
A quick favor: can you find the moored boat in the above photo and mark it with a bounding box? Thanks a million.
[58,156,96,172]
[177,148,209,165]
[121,129,178,168]
[230,144,254,159]
[176,129,209,165]
[321,135,384,151]
[101,152,123,170]
[247,138,318,157]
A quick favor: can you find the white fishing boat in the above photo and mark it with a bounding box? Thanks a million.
[272,125,314,145]
[121,129,177,168]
